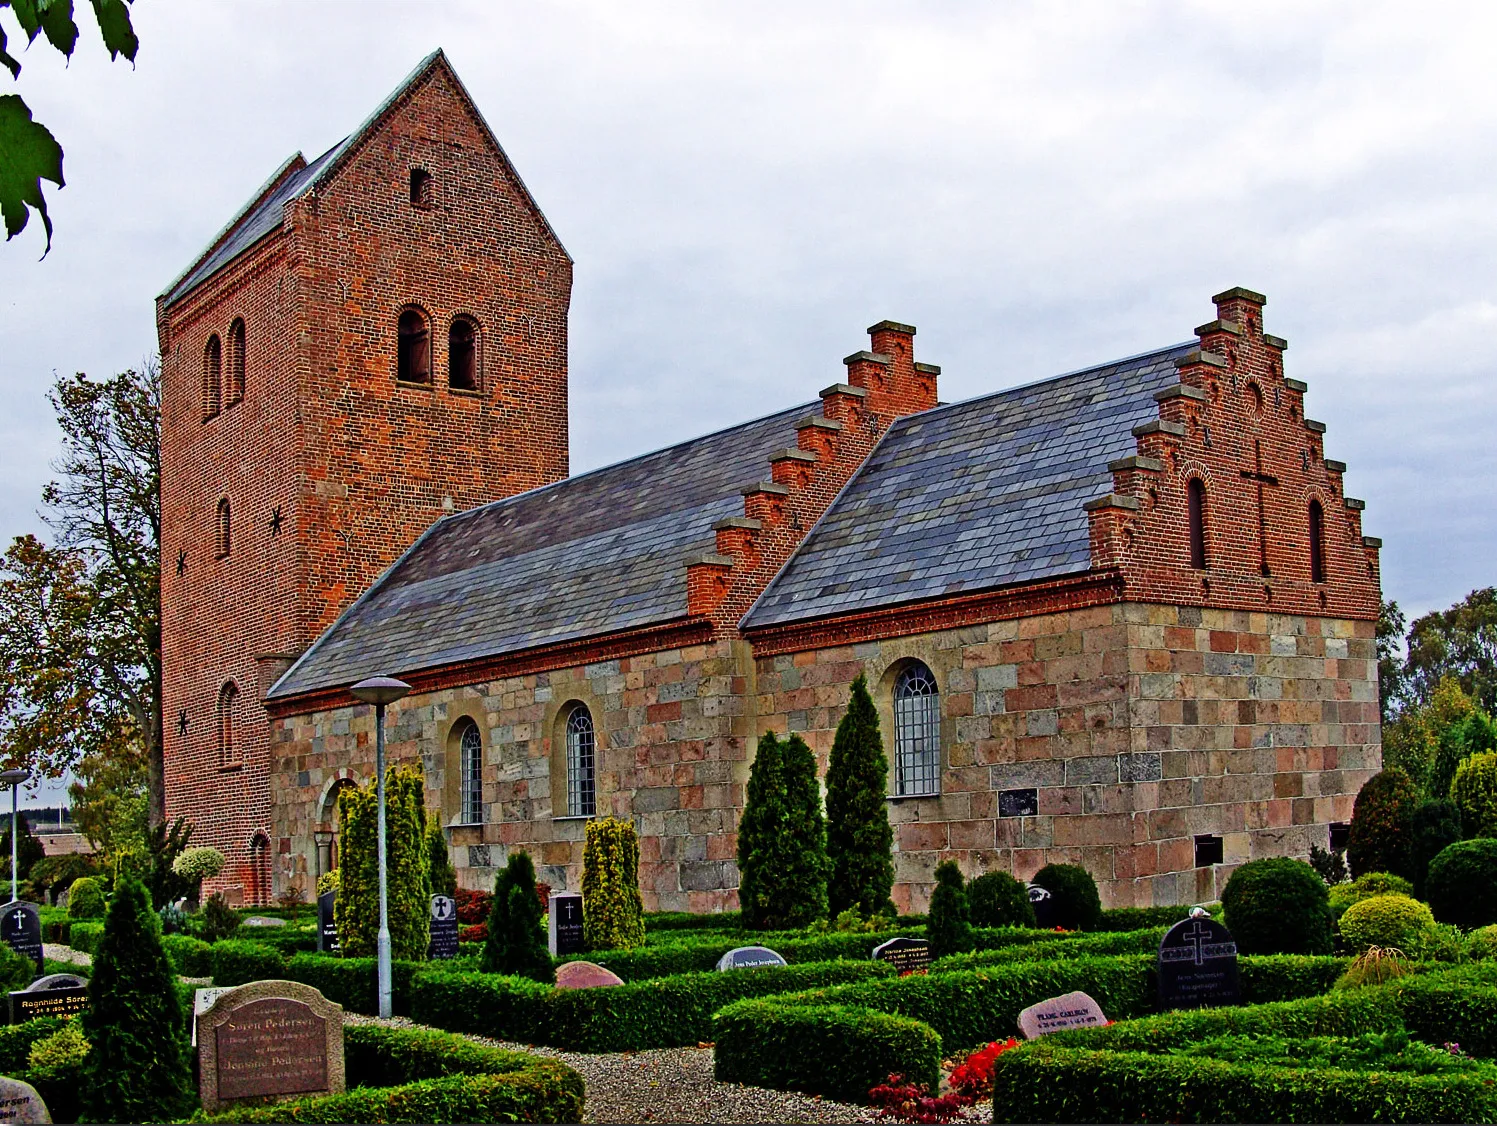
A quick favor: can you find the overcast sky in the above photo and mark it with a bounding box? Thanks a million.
[1,3,1495,804]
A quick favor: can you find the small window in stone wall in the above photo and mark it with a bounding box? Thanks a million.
[566,705,596,817]
[1329,822,1351,852]
[1187,478,1208,569]
[1309,499,1327,583]
[998,788,1038,817]
[215,497,231,559]
[458,720,483,825]
[894,662,941,796]
[202,334,222,419]
[1194,834,1224,867]
[227,318,246,405]
[217,680,241,767]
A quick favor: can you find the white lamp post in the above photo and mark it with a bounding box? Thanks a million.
[0,769,29,904]
[349,676,410,1019]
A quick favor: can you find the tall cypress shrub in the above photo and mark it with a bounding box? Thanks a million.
[335,765,431,959]
[927,860,974,957]
[427,822,457,897]
[481,850,553,983]
[79,876,191,1122]
[825,674,895,918]
[737,732,828,929]
[1347,767,1419,880]
[581,816,646,951]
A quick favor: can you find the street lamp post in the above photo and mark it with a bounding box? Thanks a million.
[349,676,410,1019]
[0,769,29,904]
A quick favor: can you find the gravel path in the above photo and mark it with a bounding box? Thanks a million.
[43,943,89,967]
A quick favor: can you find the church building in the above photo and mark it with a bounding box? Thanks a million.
[159,51,1383,910]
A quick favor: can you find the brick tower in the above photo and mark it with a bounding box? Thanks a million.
[155,51,571,902]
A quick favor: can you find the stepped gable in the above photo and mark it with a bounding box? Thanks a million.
[742,342,1193,630]
[268,403,811,700]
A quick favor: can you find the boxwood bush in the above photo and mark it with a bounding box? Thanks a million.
[1426,838,1497,930]
[67,920,103,955]
[1222,858,1333,954]
[161,933,214,977]
[285,954,426,1016]
[209,939,288,986]
[1030,863,1103,931]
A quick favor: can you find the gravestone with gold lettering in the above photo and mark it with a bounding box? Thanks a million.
[8,973,88,1024]
[195,980,344,1113]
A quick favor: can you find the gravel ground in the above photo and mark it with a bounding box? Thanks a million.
[42,943,90,967]
[343,1012,996,1124]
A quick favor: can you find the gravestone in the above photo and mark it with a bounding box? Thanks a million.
[716,945,787,971]
[428,895,458,959]
[1026,884,1057,929]
[316,891,338,954]
[242,916,287,928]
[0,903,41,976]
[548,891,584,957]
[1157,911,1239,1010]
[192,987,235,1047]
[871,936,931,974]
[1017,990,1108,1038]
[9,973,88,1024]
[554,961,625,990]
[0,1077,49,1123]
[195,980,345,1113]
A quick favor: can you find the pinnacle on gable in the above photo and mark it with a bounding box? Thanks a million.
[868,320,917,336]
[1175,349,1228,370]
[843,351,892,367]
[1284,378,1308,393]
[1153,385,1208,403]
[1195,319,1243,337]
[1305,419,1327,434]
[820,383,868,399]
[1211,286,1267,306]
[1132,420,1187,438]
[1264,334,1288,350]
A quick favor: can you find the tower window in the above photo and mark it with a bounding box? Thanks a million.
[227,318,246,405]
[217,681,241,767]
[409,168,434,207]
[566,705,597,818]
[1187,478,1208,570]
[894,662,941,796]
[1309,499,1326,583]
[458,720,484,825]
[1194,834,1224,867]
[397,308,431,384]
[215,497,231,558]
[202,334,222,419]
[449,317,479,391]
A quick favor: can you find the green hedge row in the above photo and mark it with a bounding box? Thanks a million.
[643,910,743,931]
[0,1017,65,1074]
[67,920,103,954]
[411,958,894,1052]
[932,927,1168,970]
[1096,904,1201,931]
[162,933,214,977]
[209,940,289,986]
[201,1024,584,1124]
[284,954,427,1017]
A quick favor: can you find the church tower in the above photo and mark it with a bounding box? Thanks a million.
[155,51,571,902]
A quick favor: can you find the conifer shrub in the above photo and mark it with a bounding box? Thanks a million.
[0,943,32,992]
[737,732,829,930]
[336,765,431,959]
[927,861,974,958]
[1031,863,1102,931]
[825,674,895,918]
[1425,838,1497,930]
[1347,767,1418,880]
[1409,799,1463,896]
[66,876,105,920]
[427,823,457,898]
[1451,752,1497,838]
[78,876,192,1123]
[481,851,554,983]
[1221,857,1334,955]
[582,816,646,951]
[1338,893,1436,953]
[967,870,1037,928]
[201,891,241,941]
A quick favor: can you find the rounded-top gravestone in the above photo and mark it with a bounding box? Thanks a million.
[1157,913,1239,1009]
[554,961,625,990]
[1026,884,1057,929]
[9,973,89,1023]
[716,946,787,971]
[195,980,345,1113]
[0,1077,49,1123]
[871,936,930,974]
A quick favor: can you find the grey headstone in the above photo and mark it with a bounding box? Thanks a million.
[9,974,88,1024]
[1018,990,1107,1039]
[548,892,583,957]
[241,916,287,928]
[715,945,787,971]
[1026,883,1057,929]
[317,891,338,953]
[0,1077,49,1123]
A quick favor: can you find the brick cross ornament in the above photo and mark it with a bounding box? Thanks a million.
[1240,439,1279,576]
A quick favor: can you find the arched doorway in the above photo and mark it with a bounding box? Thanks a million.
[315,777,357,877]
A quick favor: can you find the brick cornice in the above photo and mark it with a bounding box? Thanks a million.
[265,616,714,719]
[741,570,1124,656]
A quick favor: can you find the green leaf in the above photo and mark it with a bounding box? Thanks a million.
[36,0,80,58]
[0,22,22,79]
[88,0,136,62]
[9,0,44,41]
[0,93,64,254]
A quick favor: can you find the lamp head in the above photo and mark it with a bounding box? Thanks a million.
[0,769,28,785]
[350,676,412,707]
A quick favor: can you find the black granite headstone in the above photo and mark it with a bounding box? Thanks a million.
[871,936,931,973]
[548,892,584,957]
[1027,883,1057,929]
[1158,914,1239,1009]
[317,891,338,954]
[715,945,787,971]
[9,973,88,1024]
[428,895,458,959]
[0,903,41,976]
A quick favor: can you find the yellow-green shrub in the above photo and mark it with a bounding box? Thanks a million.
[1338,893,1435,953]
[1328,872,1414,921]
[336,766,430,960]
[581,817,644,951]
[1451,752,1497,838]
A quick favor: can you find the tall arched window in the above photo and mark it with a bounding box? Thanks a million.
[566,705,596,817]
[217,681,240,767]
[248,832,270,906]
[894,662,941,796]
[457,719,484,824]
[1187,478,1208,570]
[1309,499,1327,583]
[215,497,231,558]
[449,317,478,391]
[202,334,222,419]
[227,318,246,404]
[397,308,431,383]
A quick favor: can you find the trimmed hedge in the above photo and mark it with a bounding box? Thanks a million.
[210,939,288,986]
[644,910,742,931]
[162,933,214,977]
[284,954,425,1016]
[67,920,103,955]
[1096,904,1198,931]
[411,958,894,1052]
[932,927,1168,971]
[200,1023,583,1124]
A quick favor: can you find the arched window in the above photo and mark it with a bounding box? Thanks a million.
[409,168,434,207]
[202,334,222,419]
[217,681,240,767]
[448,317,478,391]
[1309,499,1327,583]
[894,662,941,796]
[457,719,484,824]
[566,705,596,817]
[248,831,270,906]
[1187,478,1208,570]
[227,318,246,404]
[215,497,231,558]
[397,308,431,383]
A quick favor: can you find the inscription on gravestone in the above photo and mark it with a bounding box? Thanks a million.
[317,891,338,954]
[1018,990,1108,1038]
[716,945,787,971]
[548,892,584,957]
[1157,913,1239,1010]
[196,981,345,1113]
[0,903,41,976]
[9,973,88,1024]
[871,936,930,974]
[0,1077,49,1123]
[427,895,458,960]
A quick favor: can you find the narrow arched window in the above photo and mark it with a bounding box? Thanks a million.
[409,168,434,207]
[894,662,941,796]
[215,497,231,558]
[1309,499,1327,583]
[202,335,222,419]
[1187,478,1208,570]
[397,309,431,383]
[566,705,597,817]
[248,831,270,906]
[458,720,484,824]
[227,318,246,404]
[449,317,478,391]
[217,681,240,767]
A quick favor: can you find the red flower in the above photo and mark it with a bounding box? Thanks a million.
[947,1038,1021,1099]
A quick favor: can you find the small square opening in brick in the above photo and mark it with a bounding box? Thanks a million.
[1328,822,1351,852]
[998,788,1038,817]
[1194,833,1224,867]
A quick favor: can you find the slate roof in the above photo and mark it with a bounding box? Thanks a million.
[268,403,812,699]
[740,342,1194,629]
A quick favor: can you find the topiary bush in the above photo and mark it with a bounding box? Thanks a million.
[337,765,431,960]
[66,876,106,920]
[1221,858,1333,955]
[737,732,829,930]
[824,673,896,918]
[1031,864,1102,931]
[1347,767,1418,880]
[1337,893,1436,953]
[1327,871,1415,921]
[1451,752,1497,838]
[481,851,553,983]
[926,861,973,958]
[1410,799,1463,897]
[1426,838,1497,930]
[582,816,645,951]
[967,871,1037,929]
[427,824,457,898]
[170,845,225,885]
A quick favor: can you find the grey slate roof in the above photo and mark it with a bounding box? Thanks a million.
[740,342,1194,629]
[268,404,812,698]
